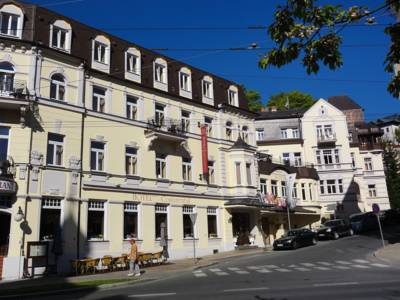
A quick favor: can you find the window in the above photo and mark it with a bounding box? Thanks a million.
[50,20,72,51]
[226,122,233,140]
[0,11,19,37]
[292,183,298,198]
[40,198,62,241]
[338,179,343,193]
[202,77,213,99]
[301,183,306,200]
[281,181,287,197]
[88,201,105,240]
[326,180,337,194]
[317,124,334,139]
[208,161,215,184]
[282,153,290,166]
[207,207,218,238]
[351,152,356,168]
[127,53,139,74]
[94,41,107,64]
[271,180,278,196]
[156,153,167,179]
[90,141,105,172]
[179,70,191,92]
[126,96,137,120]
[92,86,106,113]
[294,152,302,167]
[235,162,241,185]
[292,128,300,138]
[309,183,313,201]
[334,149,340,163]
[155,204,168,239]
[125,147,137,175]
[155,104,165,126]
[320,180,325,194]
[323,150,334,164]
[0,127,9,161]
[204,117,213,137]
[256,129,264,141]
[0,62,15,93]
[124,202,138,239]
[228,86,238,107]
[181,111,190,132]
[280,128,288,139]
[50,74,65,101]
[154,60,167,84]
[368,184,377,197]
[364,158,373,171]
[125,48,141,82]
[260,179,267,195]
[316,150,321,165]
[182,206,194,238]
[182,157,192,181]
[46,133,64,166]
[242,126,249,143]
[246,163,252,185]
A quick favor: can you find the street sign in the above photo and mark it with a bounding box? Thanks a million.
[372,203,380,214]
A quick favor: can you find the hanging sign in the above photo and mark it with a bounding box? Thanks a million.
[0,179,17,194]
[200,125,209,176]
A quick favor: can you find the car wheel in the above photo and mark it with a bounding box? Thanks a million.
[312,238,317,245]
[292,241,299,249]
[348,229,354,236]
[333,232,339,240]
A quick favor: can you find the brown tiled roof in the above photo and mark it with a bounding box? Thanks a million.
[328,96,363,111]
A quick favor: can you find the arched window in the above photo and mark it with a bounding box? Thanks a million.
[92,35,111,73]
[50,20,72,52]
[179,67,192,99]
[228,85,239,107]
[0,4,24,39]
[153,57,168,92]
[226,121,233,141]
[0,62,15,93]
[242,126,249,143]
[125,47,141,83]
[202,75,214,105]
[50,74,66,101]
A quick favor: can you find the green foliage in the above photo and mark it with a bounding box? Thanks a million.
[383,141,400,208]
[244,89,264,112]
[267,91,315,110]
[395,128,400,143]
[261,0,400,98]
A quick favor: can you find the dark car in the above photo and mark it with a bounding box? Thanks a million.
[317,219,354,240]
[350,212,379,233]
[273,228,317,250]
[382,209,400,226]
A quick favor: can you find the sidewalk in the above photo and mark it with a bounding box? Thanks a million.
[374,243,400,266]
[0,247,266,297]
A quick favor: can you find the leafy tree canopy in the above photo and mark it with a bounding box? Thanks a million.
[260,0,400,98]
[383,141,400,208]
[245,89,264,112]
[267,90,315,110]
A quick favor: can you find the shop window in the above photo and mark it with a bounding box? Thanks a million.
[155,204,168,239]
[207,207,218,238]
[182,206,194,238]
[124,202,138,239]
[40,198,61,241]
[88,201,105,240]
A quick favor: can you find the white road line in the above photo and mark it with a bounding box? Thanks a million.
[256,269,271,273]
[193,270,203,273]
[353,259,370,264]
[317,262,332,266]
[295,267,310,272]
[264,265,279,268]
[247,266,261,270]
[209,268,222,272]
[194,273,207,277]
[300,263,315,267]
[223,287,270,293]
[276,268,291,272]
[334,265,351,270]
[313,282,359,287]
[215,272,229,276]
[336,260,352,265]
[288,264,298,268]
[352,264,370,269]
[314,266,331,271]
[235,270,250,275]
[227,267,240,271]
[371,263,390,268]
[129,293,177,298]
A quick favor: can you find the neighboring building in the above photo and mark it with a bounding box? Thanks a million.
[0,0,266,280]
[256,98,390,220]
[371,114,400,145]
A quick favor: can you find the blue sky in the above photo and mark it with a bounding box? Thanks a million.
[32,0,400,120]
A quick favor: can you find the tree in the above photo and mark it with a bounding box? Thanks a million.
[383,141,400,208]
[395,128,400,143]
[259,1,400,98]
[245,89,264,112]
[267,91,315,110]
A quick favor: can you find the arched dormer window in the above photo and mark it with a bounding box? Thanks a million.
[202,75,214,106]
[226,121,233,141]
[50,74,66,101]
[153,57,168,92]
[92,35,110,73]
[0,4,24,39]
[179,67,192,99]
[125,47,141,83]
[228,85,239,107]
[242,126,249,143]
[0,62,15,93]
[50,20,72,53]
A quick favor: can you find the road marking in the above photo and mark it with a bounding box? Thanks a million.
[314,266,331,271]
[317,262,332,266]
[235,270,250,275]
[247,266,261,270]
[256,269,271,273]
[313,282,359,287]
[353,259,370,264]
[264,265,278,268]
[193,270,203,273]
[215,272,229,276]
[371,263,390,268]
[129,293,177,298]
[194,273,207,277]
[223,287,270,293]
[209,268,222,272]
[295,267,310,272]
[352,264,370,269]
[227,267,240,271]
[336,260,352,265]
[334,265,351,270]
[276,268,291,272]
[288,264,298,268]
[300,263,315,267]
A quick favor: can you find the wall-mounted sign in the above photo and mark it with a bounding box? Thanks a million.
[0,179,17,194]
[27,242,49,258]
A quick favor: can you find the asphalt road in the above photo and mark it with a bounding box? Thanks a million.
[32,234,400,300]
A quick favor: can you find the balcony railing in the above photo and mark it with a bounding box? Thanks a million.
[359,143,384,151]
[146,117,188,138]
[0,79,28,98]
[317,133,337,144]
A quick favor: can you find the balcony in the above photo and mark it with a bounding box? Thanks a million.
[317,133,337,145]
[145,117,188,149]
[359,142,384,151]
[0,79,29,110]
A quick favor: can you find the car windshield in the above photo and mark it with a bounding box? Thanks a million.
[324,220,342,227]
[287,230,301,237]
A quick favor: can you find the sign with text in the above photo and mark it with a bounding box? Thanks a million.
[0,179,17,194]
[200,125,209,176]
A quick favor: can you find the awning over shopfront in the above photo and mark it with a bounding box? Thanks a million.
[225,198,274,210]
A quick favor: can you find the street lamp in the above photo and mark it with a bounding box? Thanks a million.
[14,206,24,222]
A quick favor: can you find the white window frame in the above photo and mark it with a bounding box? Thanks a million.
[155,204,169,239]
[294,152,302,167]
[181,110,190,132]
[227,85,239,107]
[204,116,213,137]
[226,121,233,141]
[90,141,105,172]
[202,76,214,105]
[208,161,215,185]
[364,157,373,171]
[124,201,139,239]
[281,181,287,197]
[126,95,138,120]
[87,200,106,241]
[292,128,300,139]
[326,179,337,194]
[260,179,267,194]
[246,163,252,186]
[182,157,192,182]
[125,47,141,83]
[0,4,24,39]
[47,133,64,167]
[92,86,106,113]
[242,126,249,143]
[49,20,72,53]
[182,205,195,239]
[156,153,167,179]
[125,147,137,176]
[179,67,192,99]
[155,103,165,126]
[91,35,110,73]
[280,128,288,139]
[235,162,242,185]
[207,207,219,238]
[301,183,306,200]
[368,184,377,197]
[40,197,62,241]
[153,58,168,91]
[0,126,9,161]
[256,128,264,141]
[50,74,66,101]
[271,180,278,196]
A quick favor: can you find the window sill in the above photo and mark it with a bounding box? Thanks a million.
[50,46,70,53]
[123,239,143,242]
[208,237,221,240]
[87,239,110,242]
[0,33,21,39]
[155,238,173,241]
[183,238,199,240]
[93,60,109,66]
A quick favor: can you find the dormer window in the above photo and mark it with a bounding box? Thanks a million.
[0,4,24,39]
[125,47,141,83]
[50,20,72,53]
[228,85,239,107]
[92,35,110,73]
[179,67,192,99]
[202,76,214,105]
[153,58,168,92]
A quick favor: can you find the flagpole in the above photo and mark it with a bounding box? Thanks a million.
[286,203,291,231]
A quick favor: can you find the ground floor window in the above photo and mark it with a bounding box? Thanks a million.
[0,211,11,256]
[88,201,105,240]
[124,202,138,239]
[207,207,218,238]
[155,204,168,239]
[183,205,194,238]
[40,198,62,241]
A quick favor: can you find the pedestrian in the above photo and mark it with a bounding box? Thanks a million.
[128,238,140,277]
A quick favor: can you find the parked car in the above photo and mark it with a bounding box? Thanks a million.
[317,219,354,240]
[273,228,317,250]
[350,212,379,233]
[382,209,400,226]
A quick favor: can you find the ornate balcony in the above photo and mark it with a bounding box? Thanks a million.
[0,79,29,111]
[145,117,189,150]
[317,133,337,145]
